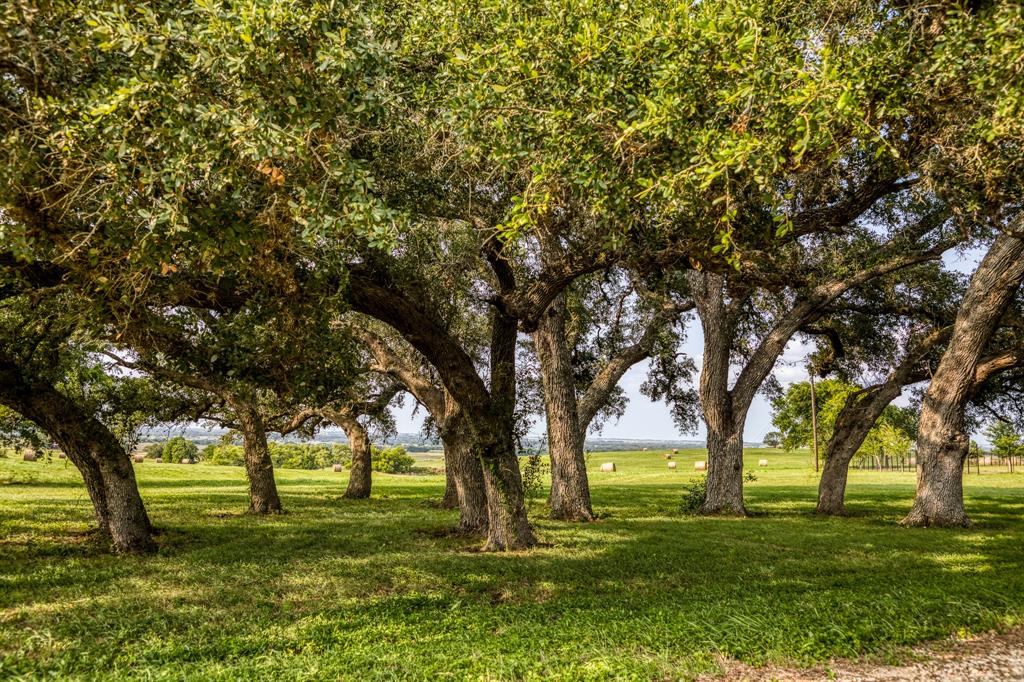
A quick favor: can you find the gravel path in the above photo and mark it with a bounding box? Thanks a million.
[703,628,1024,681]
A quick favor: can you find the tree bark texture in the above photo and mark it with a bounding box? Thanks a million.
[338,415,372,499]
[347,269,535,549]
[817,382,902,515]
[0,357,155,553]
[235,406,283,514]
[904,234,1024,527]
[479,308,536,550]
[441,413,489,532]
[691,273,747,514]
[352,327,488,531]
[533,293,594,521]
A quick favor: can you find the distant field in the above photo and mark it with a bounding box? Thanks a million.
[1,449,1023,680]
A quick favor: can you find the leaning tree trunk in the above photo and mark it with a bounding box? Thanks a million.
[817,383,903,515]
[905,234,1024,527]
[63,446,110,535]
[533,293,594,522]
[235,407,283,514]
[441,414,488,532]
[0,359,155,552]
[90,432,156,553]
[339,416,372,499]
[345,265,534,550]
[57,413,153,552]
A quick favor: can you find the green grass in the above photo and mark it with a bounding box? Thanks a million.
[1,448,1023,680]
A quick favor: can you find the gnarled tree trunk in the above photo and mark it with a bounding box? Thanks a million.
[533,293,594,521]
[441,414,488,532]
[817,382,903,516]
[338,415,372,499]
[905,234,1024,527]
[477,435,535,550]
[0,357,154,553]
[235,406,283,514]
[441,462,459,508]
[478,308,536,550]
[347,269,535,550]
[692,273,747,515]
[703,420,746,514]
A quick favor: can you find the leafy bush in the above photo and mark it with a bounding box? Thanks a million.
[521,452,549,509]
[162,437,199,463]
[370,446,415,474]
[681,476,707,514]
[269,443,349,470]
[201,443,245,467]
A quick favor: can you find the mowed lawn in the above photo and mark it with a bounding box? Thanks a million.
[1,449,1023,681]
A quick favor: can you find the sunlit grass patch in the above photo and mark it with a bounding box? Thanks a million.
[1,449,1022,680]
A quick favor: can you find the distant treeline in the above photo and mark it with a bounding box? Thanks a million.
[143,438,415,473]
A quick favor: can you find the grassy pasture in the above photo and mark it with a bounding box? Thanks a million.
[1,448,1022,680]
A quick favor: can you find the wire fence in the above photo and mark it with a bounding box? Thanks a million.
[851,450,1020,473]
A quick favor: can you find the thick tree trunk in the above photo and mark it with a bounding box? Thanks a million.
[478,436,536,550]
[533,294,594,522]
[817,383,902,516]
[905,234,1024,527]
[441,415,489,532]
[346,265,535,550]
[441,461,459,509]
[691,272,747,515]
[0,358,154,552]
[236,407,283,514]
[340,417,372,499]
[92,438,156,553]
[703,423,746,514]
[478,308,536,551]
[66,447,110,534]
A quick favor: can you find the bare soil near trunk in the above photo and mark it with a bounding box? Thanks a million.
[705,627,1024,681]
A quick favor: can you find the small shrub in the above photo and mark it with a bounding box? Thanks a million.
[201,443,245,467]
[371,446,414,474]
[269,442,346,470]
[521,452,549,510]
[681,476,707,514]
[161,437,199,463]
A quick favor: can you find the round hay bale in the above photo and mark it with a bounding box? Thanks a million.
[133,454,145,463]
[57,452,67,459]
[154,457,163,463]
[694,461,706,471]
[663,453,673,459]
[758,459,768,467]
[180,458,191,464]
[599,462,616,473]
[332,463,343,472]
[672,448,679,454]
[667,461,677,470]
[22,450,37,462]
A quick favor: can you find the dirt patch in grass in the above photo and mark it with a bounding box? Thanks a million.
[704,627,1024,681]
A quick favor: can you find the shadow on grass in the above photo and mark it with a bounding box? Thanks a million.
[2,470,1023,678]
